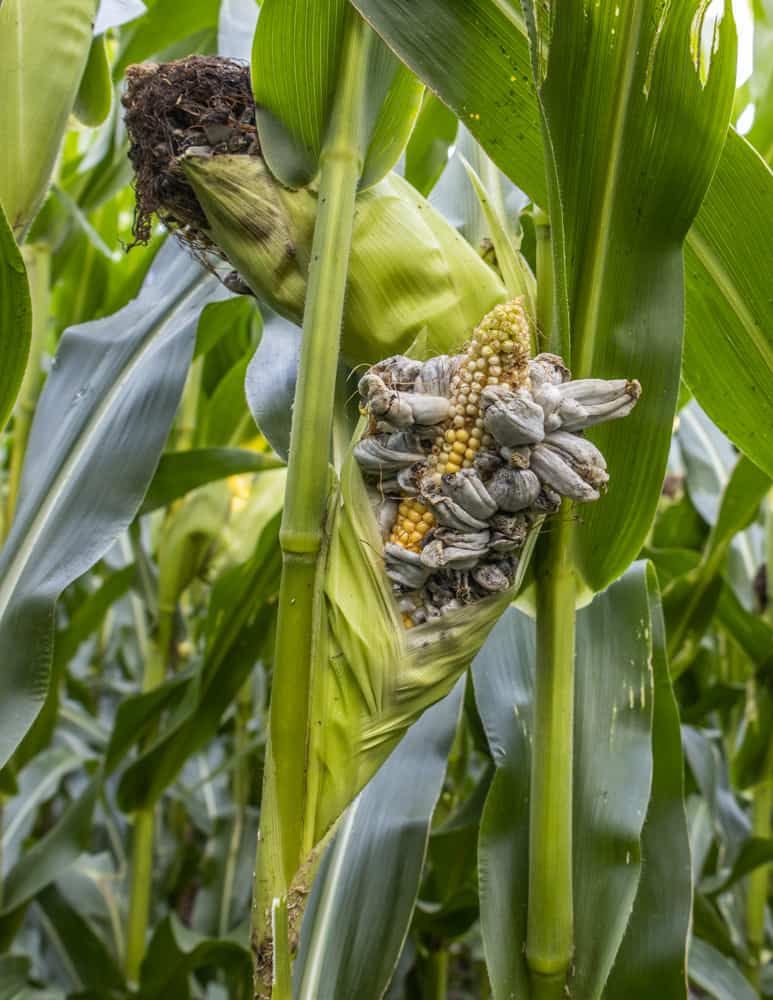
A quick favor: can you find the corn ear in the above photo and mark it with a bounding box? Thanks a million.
[0,0,99,239]
[304,449,539,842]
[182,154,508,364]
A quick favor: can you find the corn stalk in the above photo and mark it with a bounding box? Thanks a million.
[250,10,372,996]
[525,221,576,998]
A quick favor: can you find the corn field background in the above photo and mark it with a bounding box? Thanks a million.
[0,0,772,998]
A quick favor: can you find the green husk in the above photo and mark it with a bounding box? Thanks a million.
[182,154,508,365]
[304,448,540,845]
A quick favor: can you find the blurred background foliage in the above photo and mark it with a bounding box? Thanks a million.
[0,0,770,997]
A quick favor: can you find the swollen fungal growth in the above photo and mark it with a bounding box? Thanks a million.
[354,297,642,628]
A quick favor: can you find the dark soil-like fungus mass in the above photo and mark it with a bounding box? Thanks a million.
[122,56,260,245]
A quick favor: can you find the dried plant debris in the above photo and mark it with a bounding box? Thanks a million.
[122,56,259,245]
[354,298,642,628]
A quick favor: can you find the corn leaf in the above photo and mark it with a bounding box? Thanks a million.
[139,914,251,999]
[304,453,540,843]
[520,0,736,591]
[0,198,31,432]
[684,132,773,479]
[688,937,758,1000]
[251,0,423,189]
[293,678,464,999]
[0,0,99,240]
[474,563,690,998]
[404,93,458,198]
[114,0,220,75]
[141,447,283,514]
[73,34,113,128]
[0,777,99,917]
[0,245,225,769]
[352,0,773,557]
[603,580,692,998]
[36,883,125,993]
[115,511,281,810]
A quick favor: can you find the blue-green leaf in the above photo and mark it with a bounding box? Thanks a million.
[0,245,225,768]
[294,679,464,999]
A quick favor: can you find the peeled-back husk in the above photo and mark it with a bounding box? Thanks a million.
[304,447,540,842]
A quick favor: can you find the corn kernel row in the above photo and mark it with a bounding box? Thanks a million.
[389,300,532,625]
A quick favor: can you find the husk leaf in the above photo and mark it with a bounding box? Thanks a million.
[305,447,540,844]
[182,155,508,365]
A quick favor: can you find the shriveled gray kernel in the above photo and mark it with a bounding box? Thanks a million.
[486,467,541,512]
[384,543,431,589]
[371,497,398,539]
[370,354,423,389]
[425,493,489,531]
[531,485,562,514]
[473,450,503,477]
[354,432,425,472]
[358,372,452,428]
[529,444,599,502]
[472,563,511,592]
[500,445,531,469]
[550,378,641,432]
[396,465,421,495]
[489,512,528,552]
[414,355,460,397]
[432,527,490,551]
[542,430,608,488]
[481,385,545,446]
[441,469,498,520]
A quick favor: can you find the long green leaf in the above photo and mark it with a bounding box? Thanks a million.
[474,564,690,998]
[684,132,773,480]
[0,0,99,239]
[0,777,98,917]
[604,578,692,998]
[293,678,464,999]
[0,245,225,769]
[141,447,282,514]
[0,198,31,432]
[116,511,281,811]
[139,914,251,999]
[688,937,758,1000]
[114,0,220,75]
[520,0,736,590]
[252,0,423,189]
[352,0,773,491]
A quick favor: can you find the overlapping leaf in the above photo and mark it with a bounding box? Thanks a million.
[294,679,464,999]
[252,0,423,189]
[352,0,772,533]
[474,564,690,999]
[0,244,225,768]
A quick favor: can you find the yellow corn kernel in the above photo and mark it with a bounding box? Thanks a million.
[387,298,532,595]
[389,497,435,553]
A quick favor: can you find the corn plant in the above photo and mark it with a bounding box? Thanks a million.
[0,1,771,999]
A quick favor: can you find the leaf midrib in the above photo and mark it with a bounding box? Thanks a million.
[686,226,773,373]
[571,0,645,378]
